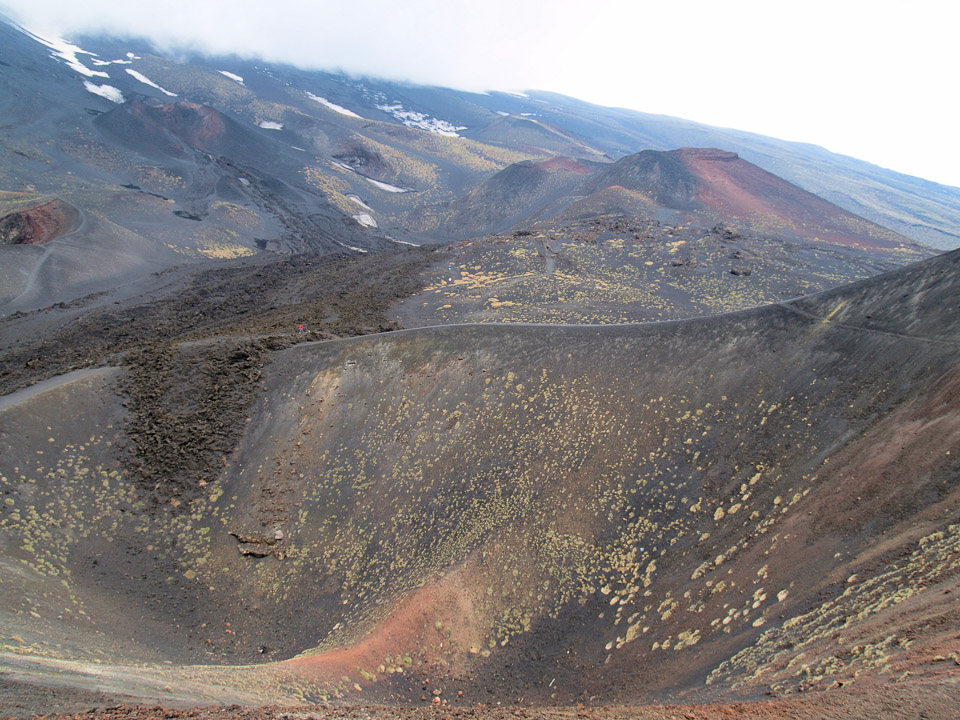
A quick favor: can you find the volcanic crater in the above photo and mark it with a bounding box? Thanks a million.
[1,247,959,713]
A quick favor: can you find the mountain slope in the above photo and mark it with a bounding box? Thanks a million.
[4,12,960,260]
[406,156,605,238]
[2,245,960,707]
[395,148,930,327]
[405,147,921,254]
[577,147,914,250]
[0,12,950,319]
[480,91,960,250]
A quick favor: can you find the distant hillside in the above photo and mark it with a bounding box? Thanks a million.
[406,156,604,238]
[4,15,959,256]
[575,148,915,251]
[394,149,931,328]
[0,12,954,315]
[411,147,921,252]
[486,91,960,250]
[96,99,276,160]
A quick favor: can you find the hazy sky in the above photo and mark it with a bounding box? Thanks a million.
[3,0,958,187]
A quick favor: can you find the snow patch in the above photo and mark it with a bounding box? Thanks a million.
[332,160,413,194]
[501,90,529,98]
[346,83,465,136]
[374,102,466,137]
[495,110,510,117]
[388,237,420,247]
[218,70,245,85]
[125,69,177,97]
[306,92,362,118]
[365,177,410,193]
[347,194,373,211]
[353,213,378,228]
[91,58,131,66]
[339,242,368,253]
[83,81,124,103]
[126,52,140,59]
[25,29,109,78]
[258,121,283,130]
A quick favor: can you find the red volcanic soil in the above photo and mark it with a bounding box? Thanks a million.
[584,148,918,251]
[97,99,271,163]
[0,198,80,245]
[128,100,226,150]
[283,567,484,686]
[673,148,899,249]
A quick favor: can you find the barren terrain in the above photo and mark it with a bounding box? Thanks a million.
[2,246,959,719]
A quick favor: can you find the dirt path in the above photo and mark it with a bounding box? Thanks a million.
[8,680,960,720]
[779,300,960,346]
[8,208,89,307]
[0,367,118,413]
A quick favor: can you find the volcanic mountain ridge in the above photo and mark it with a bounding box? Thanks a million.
[0,10,946,322]
[424,148,920,253]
